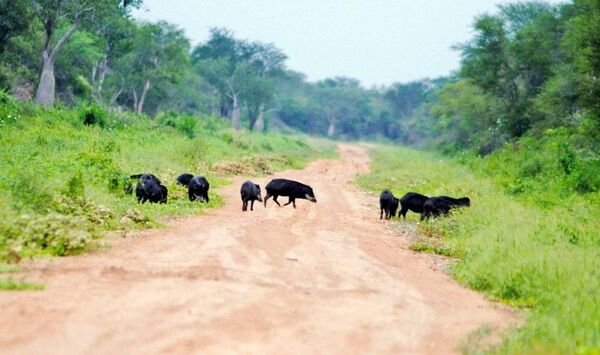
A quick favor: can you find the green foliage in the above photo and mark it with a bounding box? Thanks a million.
[358,145,600,354]
[80,103,107,127]
[0,278,43,291]
[0,0,31,52]
[563,0,600,120]
[157,111,198,138]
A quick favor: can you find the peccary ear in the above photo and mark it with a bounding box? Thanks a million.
[255,184,260,189]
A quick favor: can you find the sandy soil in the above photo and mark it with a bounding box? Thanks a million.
[0,144,514,355]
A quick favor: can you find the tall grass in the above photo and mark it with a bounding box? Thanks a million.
[357,145,600,354]
[0,95,335,263]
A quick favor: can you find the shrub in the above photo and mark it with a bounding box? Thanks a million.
[63,171,85,199]
[2,214,101,257]
[176,114,198,138]
[157,111,198,138]
[80,103,107,128]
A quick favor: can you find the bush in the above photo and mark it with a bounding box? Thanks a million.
[80,103,107,128]
[63,171,85,199]
[176,114,198,138]
[2,214,101,257]
[157,111,198,138]
[73,75,93,98]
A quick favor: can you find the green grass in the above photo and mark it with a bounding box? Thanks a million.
[0,96,335,263]
[0,278,44,291]
[357,145,600,354]
[0,263,42,291]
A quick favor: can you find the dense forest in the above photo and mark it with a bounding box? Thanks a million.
[1,1,598,143]
[0,2,594,141]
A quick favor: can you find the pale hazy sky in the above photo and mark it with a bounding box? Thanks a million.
[134,0,563,87]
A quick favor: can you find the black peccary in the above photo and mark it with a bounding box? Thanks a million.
[240,181,262,211]
[264,178,317,208]
[399,192,429,219]
[176,173,194,186]
[379,189,399,220]
[130,173,168,204]
[422,196,471,220]
[188,176,210,202]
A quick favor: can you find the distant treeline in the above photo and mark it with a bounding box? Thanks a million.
[1,0,599,150]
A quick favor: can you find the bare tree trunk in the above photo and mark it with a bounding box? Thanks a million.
[231,94,241,131]
[137,79,151,114]
[35,57,56,107]
[92,61,98,82]
[34,23,78,107]
[255,107,265,133]
[97,55,108,96]
[110,86,123,105]
[327,120,335,137]
[110,75,125,105]
[132,88,138,111]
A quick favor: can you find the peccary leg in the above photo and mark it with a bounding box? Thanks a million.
[263,193,272,207]
[400,207,407,219]
[273,195,281,207]
[380,209,383,220]
[242,200,247,211]
[250,200,254,211]
[283,197,294,207]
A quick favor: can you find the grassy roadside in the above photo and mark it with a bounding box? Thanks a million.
[357,145,599,354]
[0,95,335,280]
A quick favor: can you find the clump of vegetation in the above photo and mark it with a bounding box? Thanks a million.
[80,104,107,128]
[358,145,600,354]
[0,278,44,291]
[211,155,277,176]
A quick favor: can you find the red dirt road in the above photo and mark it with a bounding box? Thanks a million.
[0,144,513,354]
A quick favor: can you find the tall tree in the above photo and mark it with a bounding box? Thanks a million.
[30,0,137,107]
[192,28,238,118]
[118,21,189,114]
[193,29,287,130]
[240,42,286,130]
[564,0,600,121]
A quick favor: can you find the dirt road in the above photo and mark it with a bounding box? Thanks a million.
[0,144,513,354]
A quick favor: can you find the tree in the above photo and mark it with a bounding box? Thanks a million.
[315,77,369,138]
[30,0,137,107]
[430,79,502,153]
[192,28,238,118]
[0,1,32,53]
[118,21,189,114]
[240,41,286,131]
[384,81,428,119]
[459,14,510,97]
[193,28,287,130]
[563,0,600,121]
